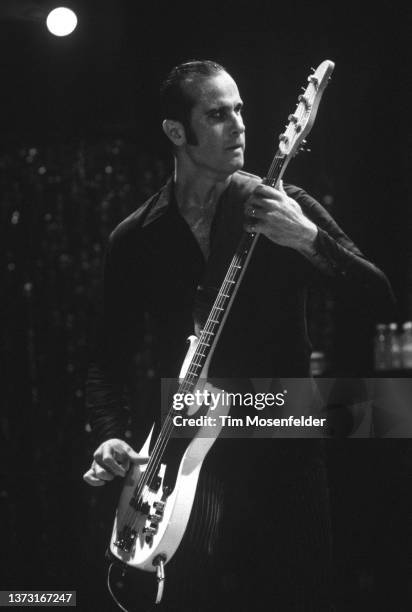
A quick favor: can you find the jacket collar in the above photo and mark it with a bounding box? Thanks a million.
[141,177,175,228]
[140,170,259,229]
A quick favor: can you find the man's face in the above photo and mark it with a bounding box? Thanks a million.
[183,71,245,178]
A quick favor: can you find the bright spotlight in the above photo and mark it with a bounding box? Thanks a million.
[46,7,77,37]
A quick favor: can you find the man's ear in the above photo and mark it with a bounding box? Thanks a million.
[162,119,186,146]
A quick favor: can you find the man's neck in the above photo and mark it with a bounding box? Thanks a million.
[173,159,233,217]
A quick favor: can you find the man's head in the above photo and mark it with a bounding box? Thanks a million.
[160,60,224,146]
[161,60,245,178]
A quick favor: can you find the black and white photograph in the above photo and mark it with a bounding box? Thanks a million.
[1,1,410,610]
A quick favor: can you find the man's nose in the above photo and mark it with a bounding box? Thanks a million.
[231,113,245,134]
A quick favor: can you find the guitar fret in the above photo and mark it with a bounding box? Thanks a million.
[180,387,192,394]
[209,319,219,324]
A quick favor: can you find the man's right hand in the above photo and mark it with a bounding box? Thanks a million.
[83,438,148,487]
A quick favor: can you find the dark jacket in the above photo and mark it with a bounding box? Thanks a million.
[86,171,394,445]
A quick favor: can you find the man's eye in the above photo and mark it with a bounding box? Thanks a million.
[209,110,224,120]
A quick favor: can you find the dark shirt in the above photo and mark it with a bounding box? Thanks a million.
[86,170,393,446]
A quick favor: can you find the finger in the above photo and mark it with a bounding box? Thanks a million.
[99,449,127,476]
[253,184,283,200]
[247,198,280,213]
[249,193,284,211]
[127,449,149,465]
[83,469,107,487]
[113,444,149,466]
[93,461,116,481]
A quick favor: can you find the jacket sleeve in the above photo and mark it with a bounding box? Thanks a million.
[86,228,146,446]
[286,184,396,318]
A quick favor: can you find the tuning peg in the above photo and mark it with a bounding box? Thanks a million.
[294,145,311,158]
[308,75,319,88]
[298,95,311,110]
[310,66,316,72]
[300,86,306,92]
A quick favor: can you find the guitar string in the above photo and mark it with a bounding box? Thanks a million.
[122,136,307,530]
[120,153,287,532]
[120,239,252,525]
[119,154,286,530]
[132,157,283,488]
[118,254,243,528]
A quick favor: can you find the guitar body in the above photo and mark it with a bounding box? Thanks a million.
[109,335,230,572]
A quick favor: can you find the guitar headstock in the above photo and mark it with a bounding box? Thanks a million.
[278,60,335,158]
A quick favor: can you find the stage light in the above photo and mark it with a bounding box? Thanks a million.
[46,7,77,37]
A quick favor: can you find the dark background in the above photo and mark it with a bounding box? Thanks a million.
[1,1,411,610]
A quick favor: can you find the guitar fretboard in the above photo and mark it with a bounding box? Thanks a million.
[178,153,288,395]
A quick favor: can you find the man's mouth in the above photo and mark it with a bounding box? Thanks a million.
[226,143,244,150]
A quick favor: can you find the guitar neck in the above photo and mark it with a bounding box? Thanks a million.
[179,151,288,394]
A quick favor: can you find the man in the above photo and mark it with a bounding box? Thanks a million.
[84,61,393,610]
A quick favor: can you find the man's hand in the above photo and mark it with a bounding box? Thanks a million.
[244,182,318,256]
[83,438,148,487]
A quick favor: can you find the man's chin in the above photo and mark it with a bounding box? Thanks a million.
[229,157,244,172]
[225,152,244,171]
[217,159,244,180]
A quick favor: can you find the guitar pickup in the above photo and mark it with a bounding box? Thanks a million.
[129,497,150,513]
[148,476,161,492]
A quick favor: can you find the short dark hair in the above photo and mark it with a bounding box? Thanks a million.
[160,60,226,145]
